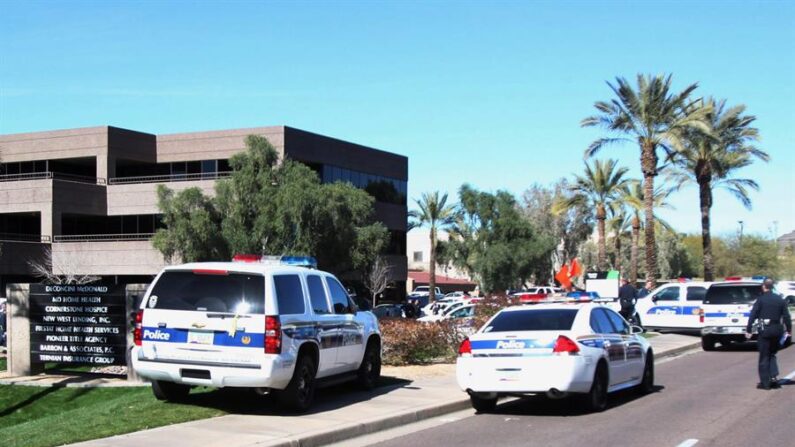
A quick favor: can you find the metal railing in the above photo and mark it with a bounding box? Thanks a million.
[0,171,105,184]
[0,233,51,242]
[53,233,155,243]
[108,171,232,185]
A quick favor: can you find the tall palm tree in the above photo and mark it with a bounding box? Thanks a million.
[670,98,769,281]
[621,181,675,283]
[554,159,630,270]
[607,209,631,272]
[582,74,710,285]
[409,191,456,303]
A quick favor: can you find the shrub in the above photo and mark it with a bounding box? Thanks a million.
[380,319,464,366]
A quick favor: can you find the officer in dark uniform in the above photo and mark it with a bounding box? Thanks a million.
[618,278,638,324]
[746,278,792,390]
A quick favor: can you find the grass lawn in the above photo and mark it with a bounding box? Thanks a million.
[640,333,658,339]
[0,357,6,372]
[0,385,231,447]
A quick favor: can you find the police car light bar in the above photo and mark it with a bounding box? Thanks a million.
[232,254,318,269]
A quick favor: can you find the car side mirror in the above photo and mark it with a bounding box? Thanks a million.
[651,297,658,303]
[630,325,644,335]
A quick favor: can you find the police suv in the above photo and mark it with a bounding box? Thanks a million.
[456,301,654,413]
[635,281,711,332]
[131,255,382,411]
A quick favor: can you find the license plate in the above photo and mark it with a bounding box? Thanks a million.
[724,327,744,334]
[187,330,214,345]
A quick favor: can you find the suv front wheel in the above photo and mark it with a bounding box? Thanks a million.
[277,355,317,412]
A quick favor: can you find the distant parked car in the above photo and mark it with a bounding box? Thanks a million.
[512,287,562,303]
[372,304,406,319]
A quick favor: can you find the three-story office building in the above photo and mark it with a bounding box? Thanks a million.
[0,125,408,298]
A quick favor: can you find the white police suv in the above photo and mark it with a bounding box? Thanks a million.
[131,255,381,411]
[456,302,653,413]
[699,279,762,350]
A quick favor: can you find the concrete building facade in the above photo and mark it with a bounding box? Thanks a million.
[0,125,408,297]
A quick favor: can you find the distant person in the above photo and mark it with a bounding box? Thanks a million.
[618,278,638,323]
[637,280,654,298]
[746,278,792,390]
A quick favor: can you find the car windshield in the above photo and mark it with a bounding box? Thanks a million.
[703,284,762,305]
[483,309,578,332]
[147,271,265,313]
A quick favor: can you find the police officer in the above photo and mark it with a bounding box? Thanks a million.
[746,278,792,390]
[618,278,638,323]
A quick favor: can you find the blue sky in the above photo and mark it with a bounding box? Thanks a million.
[1,1,793,238]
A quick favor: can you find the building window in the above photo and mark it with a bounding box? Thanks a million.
[413,251,423,262]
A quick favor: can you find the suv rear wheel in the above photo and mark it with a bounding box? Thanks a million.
[152,380,191,401]
[277,355,317,412]
[357,339,381,390]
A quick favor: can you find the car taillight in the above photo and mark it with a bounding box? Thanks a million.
[699,308,704,323]
[265,315,281,354]
[458,338,472,357]
[133,310,143,346]
[552,335,579,355]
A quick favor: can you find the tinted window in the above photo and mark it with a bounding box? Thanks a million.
[654,287,680,301]
[704,284,762,304]
[307,275,330,314]
[148,271,265,313]
[273,275,306,315]
[485,309,578,332]
[686,287,707,301]
[590,309,613,334]
[326,277,352,314]
[604,310,629,334]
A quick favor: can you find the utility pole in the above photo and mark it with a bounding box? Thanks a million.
[738,220,744,244]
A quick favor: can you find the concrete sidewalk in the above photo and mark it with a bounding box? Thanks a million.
[57,333,700,447]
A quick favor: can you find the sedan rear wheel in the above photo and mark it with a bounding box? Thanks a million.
[638,351,654,395]
[470,392,498,413]
[584,364,608,413]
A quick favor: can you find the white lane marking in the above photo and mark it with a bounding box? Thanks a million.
[676,439,699,447]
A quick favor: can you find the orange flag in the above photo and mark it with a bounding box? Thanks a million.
[569,258,582,278]
[555,264,571,289]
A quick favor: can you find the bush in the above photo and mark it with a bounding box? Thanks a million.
[379,319,463,366]
[379,295,515,366]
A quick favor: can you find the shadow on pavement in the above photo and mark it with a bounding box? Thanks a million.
[176,375,413,416]
[485,385,666,417]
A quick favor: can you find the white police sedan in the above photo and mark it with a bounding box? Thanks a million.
[456,302,653,413]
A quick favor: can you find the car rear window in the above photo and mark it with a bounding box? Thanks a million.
[704,284,762,304]
[484,309,578,332]
[147,271,265,313]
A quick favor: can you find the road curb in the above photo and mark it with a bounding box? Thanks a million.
[655,341,702,360]
[271,398,471,447]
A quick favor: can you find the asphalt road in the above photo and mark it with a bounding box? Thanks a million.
[368,343,795,447]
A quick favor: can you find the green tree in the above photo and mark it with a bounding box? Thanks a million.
[553,159,630,270]
[153,185,227,263]
[621,181,675,283]
[521,179,594,284]
[409,191,456,303]
[670,98,769,281]
[582,74,710,285]
[154,135,388,276]
[443,185,554,293]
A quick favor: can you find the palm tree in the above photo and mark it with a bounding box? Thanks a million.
[554,159,630,270]
[409,191,456,303]
[670,98,769,281]
[582,74,710,285]
[621,181,675,283]
[607,209,631,272]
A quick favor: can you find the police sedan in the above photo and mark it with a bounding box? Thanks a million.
[456,302,654,413]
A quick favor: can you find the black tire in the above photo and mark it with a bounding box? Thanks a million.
[583,363,608,413]
[276,354,317,412]
[357,339,382,390]
[638,351,654,395]
[470,392,498,413]
[701,336,716,351]
[152,380,190,401]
